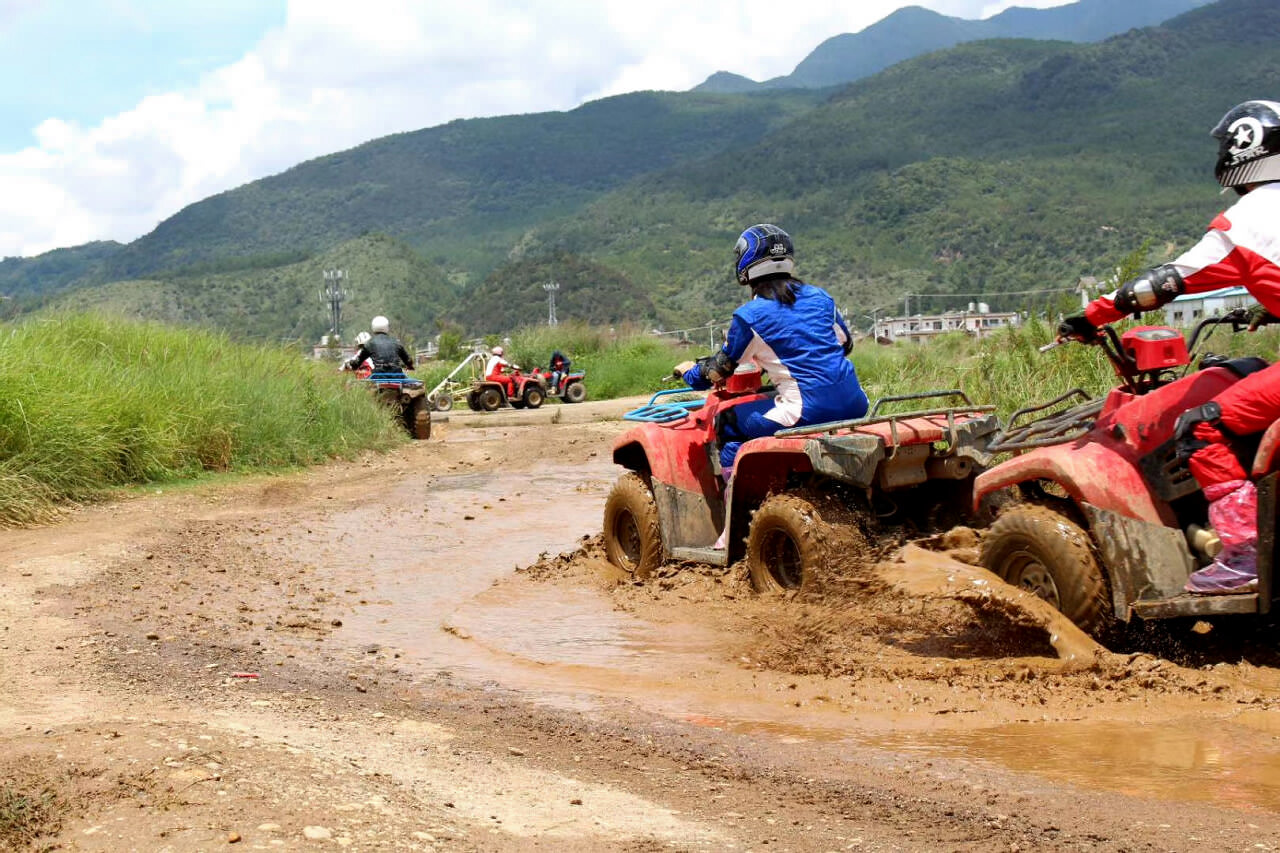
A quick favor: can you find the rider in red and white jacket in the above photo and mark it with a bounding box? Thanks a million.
[1059,100,1280,591]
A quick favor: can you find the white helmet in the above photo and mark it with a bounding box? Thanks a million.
[491,346,504,356]
[371,316,390,334]
[355,331,371,345]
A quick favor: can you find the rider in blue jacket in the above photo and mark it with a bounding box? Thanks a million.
[676,224,868,478]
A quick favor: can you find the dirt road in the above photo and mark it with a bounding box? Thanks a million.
[5,402,1280,851]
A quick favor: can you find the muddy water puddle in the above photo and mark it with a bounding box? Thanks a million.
[278,451,1280,814]
[875,715,1280,812]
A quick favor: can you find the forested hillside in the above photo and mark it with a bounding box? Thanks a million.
[5,0,1276,343]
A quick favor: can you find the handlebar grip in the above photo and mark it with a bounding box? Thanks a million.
[1038,340,1065,353]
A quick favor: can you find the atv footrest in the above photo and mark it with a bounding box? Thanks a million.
[669,546,729,567]
[1130,592,1258,619]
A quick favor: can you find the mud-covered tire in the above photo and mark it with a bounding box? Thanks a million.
[563,381,586,404]
[746,493,850,593]
[410,397,432,440]
[603,472,662,580]
[466,391,481,411]
[478,387,503,412]
[981,504,1111,636]
[523,384,545,409]
[433,393,453,412]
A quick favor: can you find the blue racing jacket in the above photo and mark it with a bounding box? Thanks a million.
[682,281,867,427]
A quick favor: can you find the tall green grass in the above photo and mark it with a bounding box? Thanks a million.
[0,313,400,525]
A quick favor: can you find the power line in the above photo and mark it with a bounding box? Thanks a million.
[904,286,1079,299]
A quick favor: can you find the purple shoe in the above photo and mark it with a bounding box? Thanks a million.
[1185,560,1258,594]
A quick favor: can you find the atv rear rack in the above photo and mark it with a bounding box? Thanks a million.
[775,390,996,453]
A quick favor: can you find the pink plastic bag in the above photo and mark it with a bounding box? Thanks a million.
[1186,480,1258,594]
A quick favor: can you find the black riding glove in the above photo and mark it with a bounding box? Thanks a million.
[1057,314,1099,342]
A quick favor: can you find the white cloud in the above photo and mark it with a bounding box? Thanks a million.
[0,0,1076,259]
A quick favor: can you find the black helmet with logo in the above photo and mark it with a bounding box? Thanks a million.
[733,224,795,285]
[1212,100,1280,192]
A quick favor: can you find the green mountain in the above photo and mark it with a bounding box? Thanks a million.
[696,0,1213,92]
[5,0,1277,342]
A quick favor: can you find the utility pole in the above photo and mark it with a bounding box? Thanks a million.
[543,281,560,327]
[321,269,349,341]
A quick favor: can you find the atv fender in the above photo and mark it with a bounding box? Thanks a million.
[974,442,1173,526]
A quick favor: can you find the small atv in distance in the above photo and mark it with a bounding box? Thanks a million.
[604,368,999,589]
[367,372,432,439]
[974,310,1280,637]
[531,368,587,404]
[465,369,546,411]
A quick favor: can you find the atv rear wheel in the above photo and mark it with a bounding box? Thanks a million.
[747,493,843,593]
[563,381,586,404]
[409,397,432,440]
[523,384,545,409]
[981,504,1111,636]
[603,472,662,580]
[466,391,481,411]
[478,387,503,411]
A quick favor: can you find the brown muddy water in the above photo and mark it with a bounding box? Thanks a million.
[269,446,1280,816]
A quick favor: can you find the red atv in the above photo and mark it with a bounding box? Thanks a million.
[465,368,547,411]
[603,368,999,589]
[530,367,588,404]
[975,309,1280,637]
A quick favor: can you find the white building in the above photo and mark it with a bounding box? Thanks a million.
[1163,286,1255,327]
[872,303,1020,343]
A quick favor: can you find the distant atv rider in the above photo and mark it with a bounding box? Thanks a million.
[344,316,415,378]
[675,223,869,479]
[1058,99,1280,593]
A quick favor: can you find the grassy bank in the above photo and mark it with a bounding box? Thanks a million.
[0,313,400,526]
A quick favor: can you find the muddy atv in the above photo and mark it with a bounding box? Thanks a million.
[974,310,1280,638]
[604,368,999,590]
[465,371,547,412]
[368,373,432,439]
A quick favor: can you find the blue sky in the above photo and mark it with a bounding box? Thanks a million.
[0,0,1076,260]
[0,1,284,149]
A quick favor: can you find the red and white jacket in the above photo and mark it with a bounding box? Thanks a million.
[1085,182,1280,326]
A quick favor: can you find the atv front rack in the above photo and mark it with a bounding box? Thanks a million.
[623,388,706,423]
[984,389,1102,454]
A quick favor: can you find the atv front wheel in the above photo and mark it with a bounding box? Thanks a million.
[563,381,587,404]
[603,472,662,580]
[981,504,1111,636]
[746,493,848,593]
[523,384,545,409]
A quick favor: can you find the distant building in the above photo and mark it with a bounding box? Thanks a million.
[1163,286,1255,326]
[872,303,1020,343]
[312,334,357,361]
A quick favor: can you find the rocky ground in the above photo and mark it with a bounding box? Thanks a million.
[4,400,1280,851]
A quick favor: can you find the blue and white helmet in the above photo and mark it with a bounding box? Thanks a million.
[734,224,795,285]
